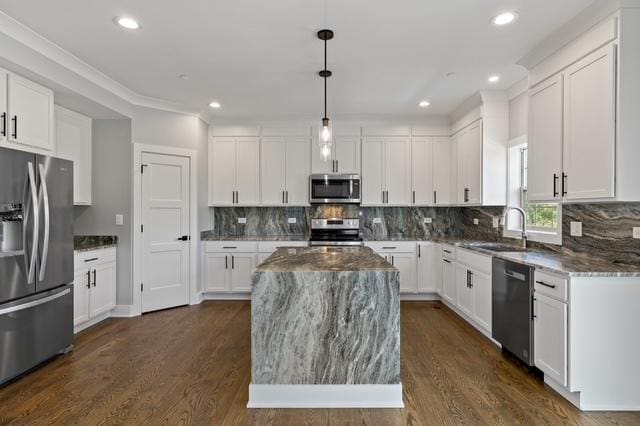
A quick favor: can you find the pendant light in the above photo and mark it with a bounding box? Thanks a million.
[318,29,334,161]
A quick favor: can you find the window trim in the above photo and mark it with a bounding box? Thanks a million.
[504,136,562,245]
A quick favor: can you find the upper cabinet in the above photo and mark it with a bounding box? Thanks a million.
[0,70,55,154]
[209,137,260,206]
[55,106,92,205]
[361,137,411,206]
[410,137,433,205]
[311,135,361,175]
[456,121,483,205]
[260,137,310,206]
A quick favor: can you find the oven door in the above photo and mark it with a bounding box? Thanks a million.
[309,174,360,204]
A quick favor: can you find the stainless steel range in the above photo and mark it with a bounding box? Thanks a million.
[309,218,363,246]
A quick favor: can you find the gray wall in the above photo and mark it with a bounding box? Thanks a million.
[74,119,133,305]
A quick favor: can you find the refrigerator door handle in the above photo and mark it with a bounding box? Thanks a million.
[37,163,51,282]
[0,288,71,315]
[26,162,39,284]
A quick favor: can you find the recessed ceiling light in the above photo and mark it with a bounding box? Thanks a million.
[179,74,190,80]
[419,100,431,108]
[209,101,221,109]
[114,16,140,30]
[488,75,500,83]
[491,11,518,26]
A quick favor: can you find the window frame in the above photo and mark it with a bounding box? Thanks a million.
[504,136,562,245]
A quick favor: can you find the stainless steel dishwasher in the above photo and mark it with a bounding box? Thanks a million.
[492,258,535,366]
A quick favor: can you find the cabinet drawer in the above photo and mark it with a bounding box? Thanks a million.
[204,241,258,253]
[365,241,416,253]
[456,248,491,275]
[441,245,456,260]
[534,270,568,302]
[257,241,308,253]
[74,247,116,269]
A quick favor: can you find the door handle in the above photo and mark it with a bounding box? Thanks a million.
[177,235,190,241]
[0,288,70,315]
[562,173,567,196]
[553,173,559,198]
[11,115,17,139]
[25,162,39,284]
[0,112,6,136]
[86,270,91,289]
[532,297,537,320]
[37,164,50,282]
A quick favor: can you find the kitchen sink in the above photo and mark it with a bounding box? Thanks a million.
[463,243,528,253]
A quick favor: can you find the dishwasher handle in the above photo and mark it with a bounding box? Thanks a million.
[504,270,527,281]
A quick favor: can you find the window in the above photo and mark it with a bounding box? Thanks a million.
[505,139,562,244]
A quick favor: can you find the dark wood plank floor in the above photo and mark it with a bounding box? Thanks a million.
[1,301,639,425]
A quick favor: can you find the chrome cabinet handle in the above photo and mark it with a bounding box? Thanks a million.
[38,163,50,282]
[536,280,556,289]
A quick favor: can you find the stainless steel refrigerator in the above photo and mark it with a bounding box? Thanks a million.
[0,146,74,385]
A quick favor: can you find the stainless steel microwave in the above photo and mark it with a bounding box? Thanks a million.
[309,174,361,204]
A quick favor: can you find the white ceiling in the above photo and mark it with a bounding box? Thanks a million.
[0,0,594,121]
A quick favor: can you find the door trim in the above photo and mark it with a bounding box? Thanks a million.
[132,143,198,316]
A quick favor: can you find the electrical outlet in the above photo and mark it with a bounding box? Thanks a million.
[373,218,382,224]
[423,217,433,224]
[115,214,124,225]
[473,218,479,225]
[633,227,640,239]
[493,217,500,228]
[287,217,297,224]
[570,221,582,237]
[237,217,247,224]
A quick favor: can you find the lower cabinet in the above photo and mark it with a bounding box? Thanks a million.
[73,248,117,332]
[455,264,474,317]
[471,270,492,331]
[417,242,436,293]
[442,257,456,304]
[534,291,568,387]
[364,242,417,293]
[204,251,257,292]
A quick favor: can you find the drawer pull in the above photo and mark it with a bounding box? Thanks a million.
[443,249,452,254]
[222,246,237,249]
[443,259,451,264]
[84,257,99,263]
[382,246,396,250]
[536,280,557,289]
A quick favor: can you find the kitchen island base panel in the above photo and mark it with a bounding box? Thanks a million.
[247,384,404,408]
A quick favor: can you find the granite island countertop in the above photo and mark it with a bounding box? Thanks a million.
[74,235,119,252]
[257,246,397,272]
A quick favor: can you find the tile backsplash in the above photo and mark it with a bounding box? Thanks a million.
[208,203,640,265]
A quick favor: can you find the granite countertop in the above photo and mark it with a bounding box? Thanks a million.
[202,234,309,242]
[256,246,397,273]
[74,235,119,252]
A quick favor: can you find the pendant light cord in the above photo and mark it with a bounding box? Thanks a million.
[324,38,327,119]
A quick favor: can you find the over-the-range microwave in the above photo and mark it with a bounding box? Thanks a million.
[309,174,361,204]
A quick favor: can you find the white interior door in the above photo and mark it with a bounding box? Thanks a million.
[260,137,286,205]
[141,152,190,313]
[285,138,311,205]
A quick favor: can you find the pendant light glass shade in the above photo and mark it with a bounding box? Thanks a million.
[319,117,332,161]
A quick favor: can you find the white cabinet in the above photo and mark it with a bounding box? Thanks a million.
[261,137,310,206]
[361,137,410,205]
[456,121,482,205]
[73,248,117,332]
[365,242,417,293]
[5,73,54,152]
[534,292,568,386]
[55,106,92,205]
[455,264,474,317]
[432,137,453,205]
[411,138,433,205]
[442,256,456,304]
[203,253,228,292]
[528,44,617,202]
[203,242,258,293]
[471,270,492,331]
[311,136,361,174]
[229,253,256,292]
[209,137,260,206]
[0,69,6,144]
[416,242,436,293]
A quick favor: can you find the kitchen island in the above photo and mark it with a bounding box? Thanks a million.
[248,246,402,408]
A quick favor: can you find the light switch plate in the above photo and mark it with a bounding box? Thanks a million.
[287,217,297,224]
[493,217,500,228]
[373,218,382,224]
[237,217,247,224]
[423,217,433,224]
[115,214,123,225]
[570,221,582,237]
[473,218,479,225]
[633,227,640,239]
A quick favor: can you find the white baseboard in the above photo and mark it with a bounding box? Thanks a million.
[545,377,582,409]
[190,291,205,305]
[110,304,137,318]
[74,311,111,334]
[247,384,404,408]
[202,292,251,301]
[401,293,440,301]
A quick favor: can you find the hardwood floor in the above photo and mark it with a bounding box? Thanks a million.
[1,301,639,425]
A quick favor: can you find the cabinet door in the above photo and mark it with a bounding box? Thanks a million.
[417,243,436,293]
[385,137,411,205]
[472,270,492,331]
[235,138,260,205]
[528,74,563,202]
[230,253,257,292]
[55,106,92,205]
[442,259,456,304]
[432,137,451,205]
[311,140,333,174]
[260,137,287,205]
[534,293,568,386]
[455,264,474,316]
[361,138,385,205]
[204,253,229,292]
[7,74,54,151]
[563,44,616,200]
[0,70,7,143]
[433,244,443,295]
[209,138,236,205]
[334,137,361,174]
[390,253,416,293]
[89,262,116,318]
[411,138,433,205]
[285,138,311,205]
[449,135,459,204]
[73,268,91,326]
[458,122,482,205]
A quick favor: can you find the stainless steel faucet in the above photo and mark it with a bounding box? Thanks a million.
[503,206,528,249]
